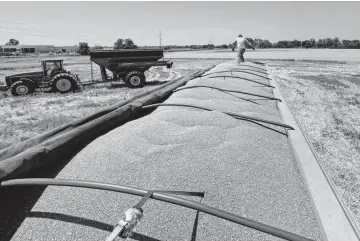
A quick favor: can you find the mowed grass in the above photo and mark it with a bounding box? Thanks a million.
[0,58,223,150]
[268,60,360,225]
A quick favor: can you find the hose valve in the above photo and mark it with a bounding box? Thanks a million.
[105,208,143,241]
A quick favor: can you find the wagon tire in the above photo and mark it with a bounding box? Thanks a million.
[50,73,78,93]
[124,71,145,88]
[10,81,35,96]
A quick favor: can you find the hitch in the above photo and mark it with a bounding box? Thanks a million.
[0,85,9,92]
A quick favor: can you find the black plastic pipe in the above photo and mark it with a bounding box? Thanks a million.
[173,85,282,102]
[142,103,294,130]
[207,75,275,88]
[1,178,314,241]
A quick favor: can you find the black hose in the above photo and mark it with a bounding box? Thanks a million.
[203,71,270,80]
[1,178,314,241]
[207,75,275,88]
[173,85,281,102]
[143,103,294,130]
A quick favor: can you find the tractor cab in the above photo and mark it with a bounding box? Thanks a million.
[41,60,64,78]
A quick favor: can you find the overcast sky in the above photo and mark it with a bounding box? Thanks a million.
[0,1,359,47]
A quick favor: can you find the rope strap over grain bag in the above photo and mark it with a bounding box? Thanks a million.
[142,103,295,130]
[173,85,282,102]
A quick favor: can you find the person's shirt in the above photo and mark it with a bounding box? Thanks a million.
[235,37,252,49]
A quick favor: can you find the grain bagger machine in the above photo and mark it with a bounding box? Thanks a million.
[89,49,173,88]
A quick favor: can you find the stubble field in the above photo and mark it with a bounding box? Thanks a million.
[0,56,223,150]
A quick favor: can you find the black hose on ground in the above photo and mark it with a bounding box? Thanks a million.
[1,178,314,241]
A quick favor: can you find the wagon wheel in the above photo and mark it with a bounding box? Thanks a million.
[124,71,146,88]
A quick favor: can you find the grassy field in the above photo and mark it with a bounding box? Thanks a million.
[268,60,360,225]
[0,58,223,150]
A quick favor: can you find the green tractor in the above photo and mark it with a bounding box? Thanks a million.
[4,60,81,96]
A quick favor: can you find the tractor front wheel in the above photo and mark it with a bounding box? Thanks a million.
[124,71,146,88]
[10,81,35,96]
[50,73,78,93]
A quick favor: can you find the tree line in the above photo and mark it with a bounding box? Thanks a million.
[162,37,360,50]
[3,36,359,56]
[269,38,360,49]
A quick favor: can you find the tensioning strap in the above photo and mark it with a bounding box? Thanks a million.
[173,85,281,102]
[134,190,204,210]
[203,71,270,80]
[142,103,294,130]
[207,75,275,88]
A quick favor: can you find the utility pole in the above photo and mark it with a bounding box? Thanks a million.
[209,37,212,45]
[159,31,162,48]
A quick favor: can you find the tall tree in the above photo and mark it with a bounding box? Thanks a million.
[352,40,360,49]
[309,38,316,48]
[323,38,333,48]
[316,39,324,48]
[292,40,301,48]
[123,38,137,49]
[77,42,90,55]
[114,38,138,49]
[5,39,19,45]
[332,37,341,48]
[114,39,125,49]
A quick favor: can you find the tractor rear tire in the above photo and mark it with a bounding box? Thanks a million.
[10,81,35,96]
[50,73,78,93]
[124,71,145,88]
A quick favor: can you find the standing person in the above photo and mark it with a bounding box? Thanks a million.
[232,34,255,64]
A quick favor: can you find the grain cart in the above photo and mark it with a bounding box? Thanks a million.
[4,60,81,96]
[89,49,173,88]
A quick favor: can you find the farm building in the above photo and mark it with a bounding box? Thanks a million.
[54,45,78,53]
[0,45,55,53]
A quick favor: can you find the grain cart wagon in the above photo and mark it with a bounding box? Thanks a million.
[4,60,81,96]
[89,49,173,88]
